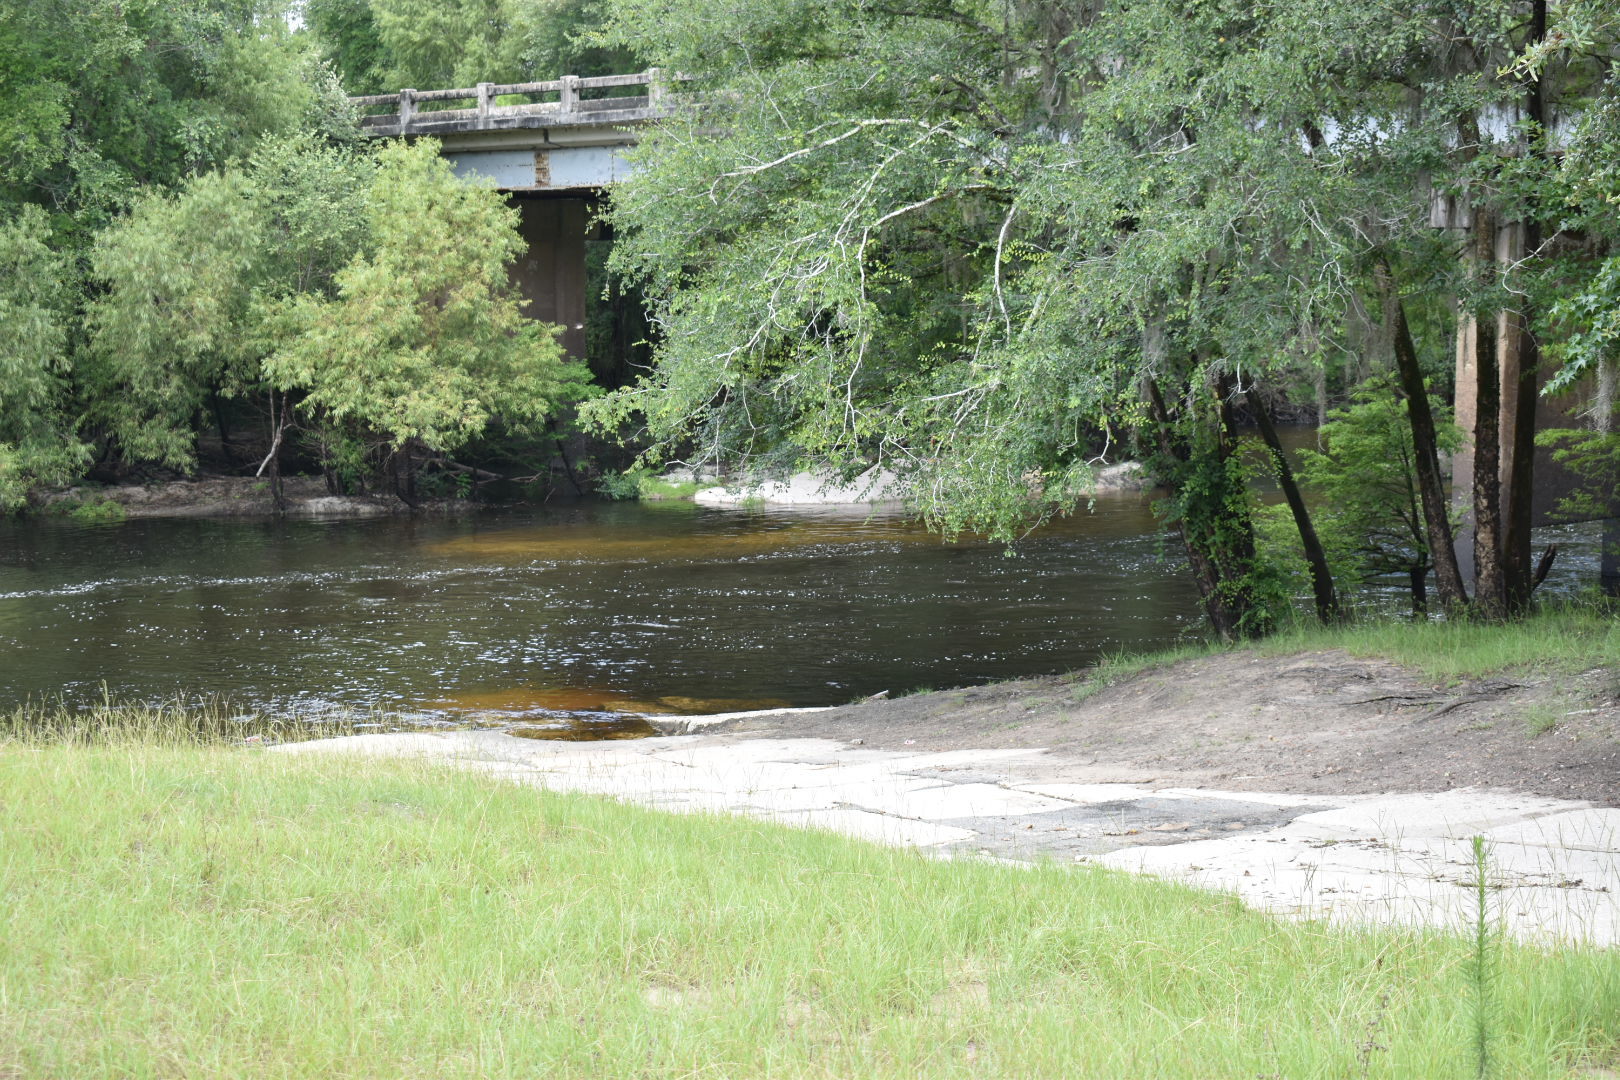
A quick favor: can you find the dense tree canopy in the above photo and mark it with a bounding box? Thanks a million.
[304,0,632,94]
[585,0,1620,627]
[263,140,589,493]
[0,206,85,510]
[0,0,330,224]
[0,0,597,508]
[85,138,585,502]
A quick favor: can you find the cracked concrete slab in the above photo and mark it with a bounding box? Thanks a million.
[278,729,1618,946]
[1281,791,1580,840]
[1483,808,1620,851]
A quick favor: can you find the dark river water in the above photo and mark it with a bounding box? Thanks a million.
[0,497,1205,721]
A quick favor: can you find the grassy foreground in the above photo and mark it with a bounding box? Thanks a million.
[2,744,1617,1078]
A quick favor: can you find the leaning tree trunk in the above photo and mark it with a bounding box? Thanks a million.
[1145,379,1229,637]
[1375,258,1470,612]
[256,390,290,516]
[1246,384,1339,623]
[1145,375,1270,642]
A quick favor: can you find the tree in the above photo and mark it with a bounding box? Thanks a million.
[579,0,1421,635]
[1266,377,1463,614]
[84,134,372,477]
[587,0,1618,633]
[304,0,634,94]
[1532,59,1620,551]
[85,166,273,470]
[0,206,87,509]
[86,137,587,505]
[0,0,328,226]
[262,140,591,503]
[0,0,380,510]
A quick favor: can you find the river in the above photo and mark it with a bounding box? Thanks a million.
[1,495,1604,731]
[0,496,1201,724]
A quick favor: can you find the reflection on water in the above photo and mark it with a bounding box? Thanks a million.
[0,497,1200,721]
[427,684,788,727]
[425,515,940,563]
[425,685,788,741]
[507,716,661,742]
[6,495,1595,728]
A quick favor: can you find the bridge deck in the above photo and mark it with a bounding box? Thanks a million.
[351,70,673,139]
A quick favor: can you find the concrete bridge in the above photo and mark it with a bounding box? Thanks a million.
[352,70,676,362]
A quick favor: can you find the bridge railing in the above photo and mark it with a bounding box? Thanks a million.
[350,69,681,136]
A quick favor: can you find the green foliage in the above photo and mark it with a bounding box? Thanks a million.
[86,167,271,468]
[306,0,633,94]
[86,137,585,493]
[1537,421,1620,522]
[583,0,1619,632]
[595,466,649,500]
[1152,428,1291,640]
[582,0,1501,532]
[65,497,128,523]
[1546,257,1620,396]
[596,466,702,500]
[86,134,375,469]
[1263,377,1463,612]
[0,206,88,510]
[303,0,393,95]
[264,140,589,457]
[638,476,702,500]
[0,0,328,224]
[1532,77,1620,508]
[1539,71,1620,394]
[0,0,613,504]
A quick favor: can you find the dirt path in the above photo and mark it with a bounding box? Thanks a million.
[695,650,1620,805]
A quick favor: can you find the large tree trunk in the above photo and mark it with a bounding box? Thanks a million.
[1501,236,1540,614]
[1469,211,1509,621]
[1246,384,1339,623]
[1145,379,1224,633]
[1375,259,1469,611]
[1504,0,1548,614]
[391,443,420,509]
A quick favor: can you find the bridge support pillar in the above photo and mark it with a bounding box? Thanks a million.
[511,196,589,360]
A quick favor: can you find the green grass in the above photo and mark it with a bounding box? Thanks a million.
[638,476,705,500]
[0,697,392,745]
[1255,604,1620,681]
[39,492,128,522]
[1064,605,1618,700]
[2,742,1617,1078]
[1063,641,1222,702]
[1523,703,1565,738]
[595,467,706,501]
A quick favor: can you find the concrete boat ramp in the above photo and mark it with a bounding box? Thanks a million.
[280,726,1620,947]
